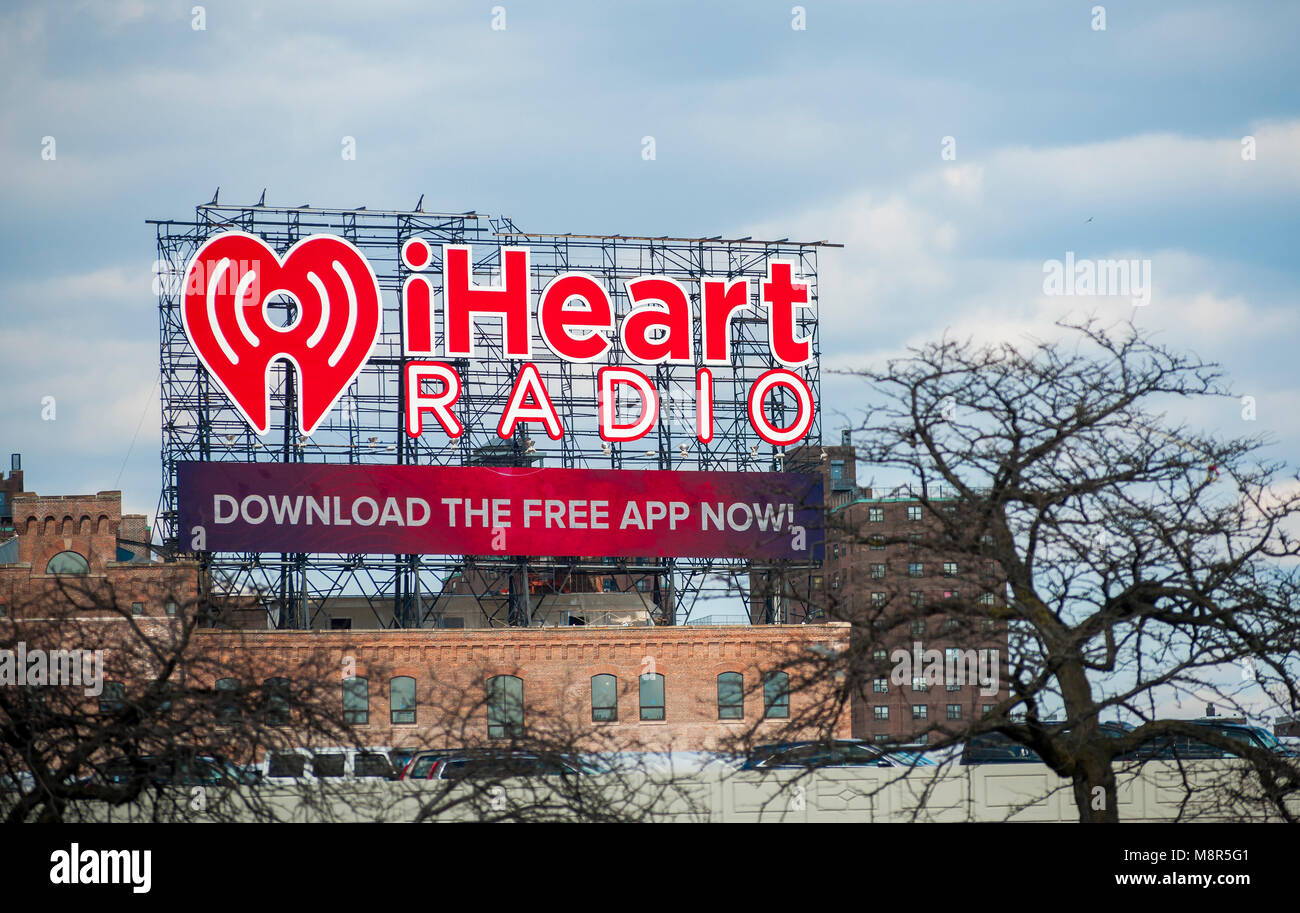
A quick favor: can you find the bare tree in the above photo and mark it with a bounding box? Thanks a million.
[824,318,1300,821]
[0,579,364,823]
[0,582,716,823]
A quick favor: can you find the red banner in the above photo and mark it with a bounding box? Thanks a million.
[178,462,824,560]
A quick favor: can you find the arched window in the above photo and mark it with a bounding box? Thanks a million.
[639,673,665,721]
[390,676,416,725]
[486,675,523,739]
[343,676,369,725]
[591,674,618,722]
[45,550,89,576]
[717,672,744,720]
[763,671,790,719]
[216,677,241,724]
[262,677,291,726]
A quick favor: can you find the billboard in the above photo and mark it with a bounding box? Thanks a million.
[179,462,823,560]
[153,201,833,624]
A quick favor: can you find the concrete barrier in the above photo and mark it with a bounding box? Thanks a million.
[59,760,1299,823]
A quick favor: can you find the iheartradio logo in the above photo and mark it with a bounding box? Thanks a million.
[181,231,382,435]
[181,229,816,447]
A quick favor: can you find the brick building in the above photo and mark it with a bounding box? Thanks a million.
[0,453,23,541]
[750,437,1011,744]
[189,623,852,753]
[0,469,201,620]
[16,614,851,755]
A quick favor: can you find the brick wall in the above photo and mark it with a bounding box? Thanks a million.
[195,623,853,753]
[0,489,199,619]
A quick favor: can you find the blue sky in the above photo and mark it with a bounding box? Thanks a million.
[1,0,1297,718]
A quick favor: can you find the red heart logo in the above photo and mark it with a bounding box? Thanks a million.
[181,231,382,435]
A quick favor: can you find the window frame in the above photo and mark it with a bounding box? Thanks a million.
[99,680,126,714]
[45,550,90,576]
[263,677,291,726]
[639,672,666,722]
[342,676,369,726]
[716,672,744,720]
[487,674,525,739]
[763,671,790,719]
[390,675,416,726]
[215,676,241,724]
[591,673,619,723]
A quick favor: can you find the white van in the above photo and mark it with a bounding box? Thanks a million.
[261,747,398,784]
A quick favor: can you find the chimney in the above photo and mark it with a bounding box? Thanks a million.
[119,514,150,562]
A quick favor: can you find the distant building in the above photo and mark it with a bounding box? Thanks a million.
[750,435,1011,744]
[0,453,23,542]
[0,458,200,620]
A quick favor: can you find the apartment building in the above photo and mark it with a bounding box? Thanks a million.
[750,435,1011,743]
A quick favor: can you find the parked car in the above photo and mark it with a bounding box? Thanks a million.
[261,747,399,783]
[399,749,455,780]
[402,749,585,781]
[962,719,1298,765]
[960,732,1041,765]
[389,749,416,776]
[1138,719,1300,760]
[961,722,1139,765]
[741,739,936,770]
[100,754,258,787]
[1,770,95,792]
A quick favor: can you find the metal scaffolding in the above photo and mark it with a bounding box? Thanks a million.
[151,200,831,628]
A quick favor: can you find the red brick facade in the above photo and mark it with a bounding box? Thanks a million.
[0,488,200,620]
[195,623,853,753]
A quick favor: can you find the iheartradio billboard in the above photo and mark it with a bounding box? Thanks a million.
[179,463,824,560]
[181,232,816,445]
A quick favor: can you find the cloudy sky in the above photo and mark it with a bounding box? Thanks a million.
[3,0,1297,515]
[1,0,1297,717]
